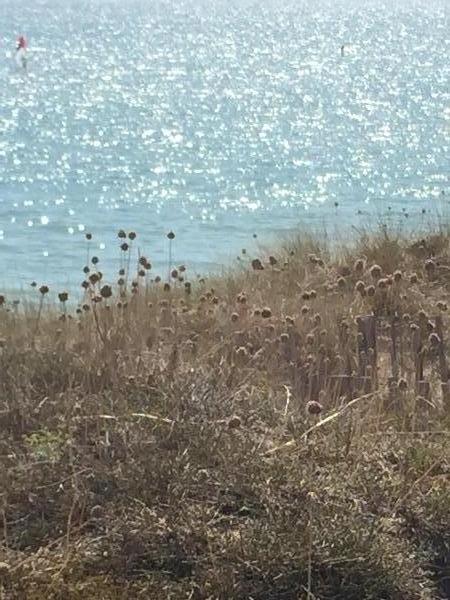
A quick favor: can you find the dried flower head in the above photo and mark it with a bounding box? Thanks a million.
[354,258,365,273]
[410,273,418,284]
[171,269,179,279]
[85,232,92,240]
[167,231,175,240]
[228,415,242,429]
[163,283,171,292]
[393,270,402,283]
[366,285,376,297]
[429,333,440,347]
[355,280,365,294]
[100,285,112,299]
[337,276,346,290]
[370,264,382,280]
[251,258,264,271]
[306,400,323,415]
[91,256,99,265]
[128,231,136,240]
[39,285,49,295]
[118,230,126,239]
[120,242,129,252]
[398,378,408,392]
[437,301,448,312]
[261,307,272,319]
[58,292,68,303]
[269,256,278,266]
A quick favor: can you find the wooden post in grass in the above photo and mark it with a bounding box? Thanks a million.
[434,315,450,406]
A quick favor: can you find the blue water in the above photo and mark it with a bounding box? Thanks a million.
[1,0,449,291]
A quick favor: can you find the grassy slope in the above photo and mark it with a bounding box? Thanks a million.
[0,229,449,599]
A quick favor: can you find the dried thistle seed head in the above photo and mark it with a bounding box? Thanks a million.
[268,255,278,267]
[120,242,129,252]
[306,400,323,415]
[370,264,382,280]
[378,278,389,290]
[354,258,365,273]
[301,305,309,315]
[118,229,126,239]
[306,333,314,345]
[398,378,408,392]
[410,273,418,284]
[138,269,146,277]
[237,293,247,304]
[251,258,264,271]
[228,415,241,429]
[83,266,90,274]
[82,303,90,311]
[253,309,261,317]
[100,285,112,299]
[81,280,89,290]
[418,310,428,321]
[426,320,434,333]
[302,291,311,301]
[280,333,289,343]
[85,232,92,240]
[403,313,411,322]
[212,296,219,305]
[39,285,49,295]
[366,285,376,297]
[89,273,100,285]
[139,256,147,266]
[163,283,171,292]
[128,231,136,240]
[393,270,402,283]
[437,301,448,311]
[429,333,440,347]
[261,307,272,319]
[31,281,37,288]
[310,290,317,299]
[117,278,125,286]
[337,276,346,290]
[178,265,186,273]
[154,276,161,283]
[58,292,68,303]
[167,231,175,240]
[285,316,295,326]
[171,269,178,279]
[92,295,102,303]
[91,256,99,265]
[355,280,365,294]
[231,312,239,322]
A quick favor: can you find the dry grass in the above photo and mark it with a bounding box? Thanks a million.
[0,228,449,599]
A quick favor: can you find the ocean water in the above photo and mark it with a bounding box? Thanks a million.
[0,0,449,291]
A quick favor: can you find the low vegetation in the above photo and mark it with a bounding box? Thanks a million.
[0,228,449,599]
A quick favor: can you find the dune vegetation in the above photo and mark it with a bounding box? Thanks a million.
[0,227,449,599]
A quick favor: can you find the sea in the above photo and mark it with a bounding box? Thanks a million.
[0,0,449,293]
